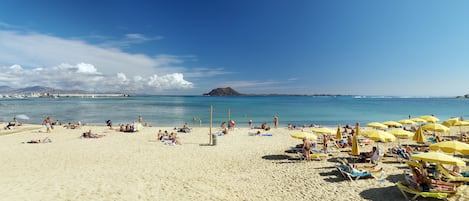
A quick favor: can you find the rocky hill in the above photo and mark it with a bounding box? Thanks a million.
[203,87,243,96]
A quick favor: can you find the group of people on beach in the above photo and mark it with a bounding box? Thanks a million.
[157,129,182,145]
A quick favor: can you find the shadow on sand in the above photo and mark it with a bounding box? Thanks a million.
[261,154,293,160]
[359,185,401,201]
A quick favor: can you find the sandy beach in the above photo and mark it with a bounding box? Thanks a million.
[1,124,468,201]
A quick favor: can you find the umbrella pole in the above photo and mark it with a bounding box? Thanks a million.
[209,105,213,145]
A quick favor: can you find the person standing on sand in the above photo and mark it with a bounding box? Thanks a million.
[274,116,278,129]
[43,116,52,133]
[138,115,143,124]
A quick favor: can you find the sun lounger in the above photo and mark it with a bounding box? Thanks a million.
[397,181,451,201]
[336,164,374,181]
[437,164,469,183]
[297,152,328,161]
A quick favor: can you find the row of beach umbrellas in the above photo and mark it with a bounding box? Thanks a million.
[290,115,469,168]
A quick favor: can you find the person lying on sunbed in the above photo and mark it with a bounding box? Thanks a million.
[410,166,460,193]
[23,137,52,144]
[334,139,349,149]
[340,158,381,173]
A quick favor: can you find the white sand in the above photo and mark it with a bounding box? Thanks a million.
[0,124,468,201]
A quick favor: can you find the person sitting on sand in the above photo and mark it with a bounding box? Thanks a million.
[228,120,236,130]
[106,120,113,129]
[261,122,271,131]
[64,122,81,129]
[23,137,52,144]
[177,123,191,133]
[5,117,21,130]
[221,122,229,134]
[165,132,181,145]
[157,130,168,140]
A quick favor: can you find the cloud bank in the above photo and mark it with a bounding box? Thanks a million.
[0,30,193,94]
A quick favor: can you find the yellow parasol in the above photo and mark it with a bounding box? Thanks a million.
[382,121,402,127]
[420,115,440,123]
[442,117,460,128]
[290,132,317,140]
[420,123,450,133]
[454,121,469,126]
[312,127,335,135]
[410,118,427,123]
[366,122,387,129]
[351,123,360,156]
[388,129,414,138]
[413,126,426,143]
[361,129,396,142]
[398,119,416,125]
[335,124,342,139]
[411,152,466,166]
[430,140,469,155]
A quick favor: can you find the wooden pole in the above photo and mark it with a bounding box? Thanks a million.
[210,105,213,145]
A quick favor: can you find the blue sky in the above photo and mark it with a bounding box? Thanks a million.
[0,0,468,96]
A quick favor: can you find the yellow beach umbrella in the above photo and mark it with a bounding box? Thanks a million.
[388,129,414,138]
[351,123,360,156]
[382,121,402,127]
[335,124,342,139]
[454,121,469,126]
[312,127,335,135]
[442,117,460,128]
[413,126,426,143]
[420,115,440,123]
[361,130,396,142]
[410,118,427,123]
[290,132,317,140]
[430,141,469,155]
[421,123,450,133]
[411,152,466,166]
[366,122,387,129]
[398,119,416,125]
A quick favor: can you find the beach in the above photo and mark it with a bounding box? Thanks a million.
[1,124,468,201]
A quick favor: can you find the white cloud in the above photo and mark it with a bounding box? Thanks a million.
[76,63,99,74]
[0,30,195,94]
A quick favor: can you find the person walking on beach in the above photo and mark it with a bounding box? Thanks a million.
[274,116,279,129]
[248,119,252,129]
[43,116,52,133]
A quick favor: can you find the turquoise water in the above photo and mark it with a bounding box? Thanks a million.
[0,96,468,127]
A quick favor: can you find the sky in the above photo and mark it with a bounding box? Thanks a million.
[0,0,468,96]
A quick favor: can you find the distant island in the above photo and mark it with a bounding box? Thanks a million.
[456,94,469,98]
[203,87,349,97]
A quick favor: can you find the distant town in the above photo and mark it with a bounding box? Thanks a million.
[0,86,128,98]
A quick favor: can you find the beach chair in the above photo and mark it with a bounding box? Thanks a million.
[296,152,328,161]
[336,164,374,181]
[437,164,469,183]
[397,181,451,201]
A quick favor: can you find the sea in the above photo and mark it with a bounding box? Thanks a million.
[1,96,468,128]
